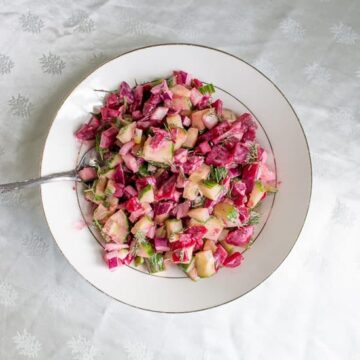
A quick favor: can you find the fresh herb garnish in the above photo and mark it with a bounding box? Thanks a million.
[255,180,265,192]
[265,184,278,193]
[163,123,171,133]
[105,187,113,196]
[95,132,105,160]
[94,89,117,94]
[203,179,218,188]
[138,184,152,199]
[245,240,255,251]
[227,207,238,221]
[150,78,164,87]
[138,163,150,177]
[135,230,146,242]
[93,219,103,230]
[147,161,170,169]
[192,195,205,208]
[146,253,165,273]
[209,166,227,183]
[246,143,258,164]
[94,194,106,202]
[134,256,144,267]
[199,83,215,94]
[166,76,176,87]
[246,211,260,225]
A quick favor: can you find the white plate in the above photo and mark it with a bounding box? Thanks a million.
[41,44,312,313]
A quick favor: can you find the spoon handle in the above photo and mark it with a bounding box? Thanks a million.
[0,170,78,194]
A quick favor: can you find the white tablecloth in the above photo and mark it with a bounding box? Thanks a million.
[0,0,359,359]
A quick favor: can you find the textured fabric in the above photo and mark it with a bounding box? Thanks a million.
[0,0,359,359]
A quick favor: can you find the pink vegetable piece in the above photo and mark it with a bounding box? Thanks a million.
[182,116,191,127]
[150,106,169,121]
[101,107,121,122]
[223,252,244,268]
[176,200,191,219]
[202,111,218,129]
[214,245,228,268]
[78,167,97,182]
[228,167,241,178]
[119,140,135,155]
[260,164,276,183]
[122,153,139,173]
[135,176,156,191]
[225,226,254,247]
[174,70,192,86]
[125,197,142,212]
[100,126,118,148]
[119,81,134,103]
[242,163,260,194]
[105,242,129,252]
[198,141,212,154]
[192,78,203,88]
[156,175,177,201]
[132,110,143,120]
[113,183,125,198]
[182,156,204,174]
[176,173,187,188]
[199,120,231,142]
[106,93,119,108]
[75,115,101,141]
[124,185,137,199]
[155,238,170,252]
[113,164,125,184]
[197,95,210,110]
[174,148,188,164]
[231,142,249,164]
[154,201,175,217]
[237,205,250,224]
[129,208,146,223]
[106,256,122,271]
[212,99,223,115]
[205,145,234,167]
[147,225,156,239]
[231,180,246,197]
[190,87,203,106]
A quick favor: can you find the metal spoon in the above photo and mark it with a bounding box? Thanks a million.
[0,147,100,194]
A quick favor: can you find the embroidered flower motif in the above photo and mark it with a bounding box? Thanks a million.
[22,232,49,256]
[125,18,153,37]
[330,106,354,123]
[39,53,66,75]
[332,199,355,226]
[13,330,42,358]
[330,22,359,45]
[19,12,44,33]
[64,11,95,33]
[47,287,72,313]
[67,335,99,360]
[304,62,331,86]
[280,18,305,42]
[0,54,14,74]
[123,340,154,360]
[9,94,33,118]
[0,281,18,307]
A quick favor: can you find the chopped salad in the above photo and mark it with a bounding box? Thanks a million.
[75,70,277,280]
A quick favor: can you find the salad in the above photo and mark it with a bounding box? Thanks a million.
[75,70,277,280]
